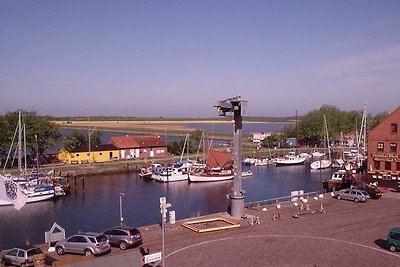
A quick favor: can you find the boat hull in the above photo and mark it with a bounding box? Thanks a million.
[275,158,306,166]
[188,173,234,182]
[0,191,54,206]
[153,173,188,182]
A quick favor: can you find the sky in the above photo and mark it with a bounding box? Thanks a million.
[1,1,400,118]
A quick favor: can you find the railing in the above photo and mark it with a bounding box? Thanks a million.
[244,191,321,209]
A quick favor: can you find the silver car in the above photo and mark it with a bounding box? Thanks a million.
[1,245,43,267]
[55,232,111,256]
[333,188,370,203]
[103,226,142,250]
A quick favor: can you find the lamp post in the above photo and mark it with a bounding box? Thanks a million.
[160,197,172,267]
[119,193,125,226]
[214,96,247,218]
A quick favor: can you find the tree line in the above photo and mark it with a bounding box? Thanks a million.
[262,105,389,148]
[0,106,390,166]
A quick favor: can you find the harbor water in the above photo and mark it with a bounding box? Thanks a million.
[0,163,332,249]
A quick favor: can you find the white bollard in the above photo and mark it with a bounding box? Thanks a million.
[169,210,176,224]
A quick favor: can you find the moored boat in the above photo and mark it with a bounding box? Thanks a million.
[275,152,306,166]
[188,149,234,182]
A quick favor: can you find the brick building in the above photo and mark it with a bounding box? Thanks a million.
[107,135,168,159]
[367,106,400,189]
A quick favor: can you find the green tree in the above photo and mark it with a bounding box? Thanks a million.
[62,130,87,150]
[369,111,389,129]
[0,111,60,157]
[262,133,280,148]
[88,130,102,147]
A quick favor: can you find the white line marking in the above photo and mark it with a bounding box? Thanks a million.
[166,234,400,259]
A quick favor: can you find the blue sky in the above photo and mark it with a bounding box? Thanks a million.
[1,1,400,117]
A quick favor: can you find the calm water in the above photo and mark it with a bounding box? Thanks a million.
[0,164,332,249]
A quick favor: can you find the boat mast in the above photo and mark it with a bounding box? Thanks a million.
[17,111,22,173]
[324,115,331,160]
[180,133,189,162]
[23,123,27,175]
[357,102,367,156]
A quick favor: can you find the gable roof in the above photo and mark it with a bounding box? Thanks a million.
[107,135,167,149]
[369,106,400,138]
[70,144,118,153]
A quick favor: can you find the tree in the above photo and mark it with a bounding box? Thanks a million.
[88,130,102,147]
[0,111,60,158]
[262,133,280,148]
[62,131,87,151]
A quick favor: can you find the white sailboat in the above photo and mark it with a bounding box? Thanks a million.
[188,149,234,182]
[310,115,332,170]
[0,111,55,207]
[153,134,192,182]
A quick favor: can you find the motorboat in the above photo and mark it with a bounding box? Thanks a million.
[310,159,332,170]
[275,152,306,166]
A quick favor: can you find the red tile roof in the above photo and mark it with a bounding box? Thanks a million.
[107,135,167,149]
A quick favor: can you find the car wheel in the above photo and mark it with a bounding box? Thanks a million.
[56,246,65,255]
[84,249,93,256]
[390,245,396,252]
[354,198,359,203]
[336,195,341,200]
[1,258,8,267]
[119,241,128,250]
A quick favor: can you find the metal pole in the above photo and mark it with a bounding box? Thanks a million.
[162,208,165,267]
[119,193,124,226]
[229,105,245,218]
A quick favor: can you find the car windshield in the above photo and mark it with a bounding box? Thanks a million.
[27,248,42,257]
[96,234,108,243]
[129,228,140,235]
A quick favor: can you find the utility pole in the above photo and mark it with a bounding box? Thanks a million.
[119,193,125,226]
[214,96,247,218]
[160,197,172,267]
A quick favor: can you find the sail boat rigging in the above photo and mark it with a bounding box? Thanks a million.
[310,114,332,170]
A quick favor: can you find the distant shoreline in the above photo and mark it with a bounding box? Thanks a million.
[55,119,291,137]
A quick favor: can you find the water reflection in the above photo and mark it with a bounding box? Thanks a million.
[0,164,331,249]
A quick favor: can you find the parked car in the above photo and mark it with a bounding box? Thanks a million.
[387,227,400,252]
[103,226,142,250]
[55,232,111,256]
[0,245,43,267]
[356,186,382,199]
[333,188,370,202]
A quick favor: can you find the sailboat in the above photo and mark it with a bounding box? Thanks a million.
[0,111,55,207]
[310,115,332,170]
[188,149,234,182]
[153,134,193,182]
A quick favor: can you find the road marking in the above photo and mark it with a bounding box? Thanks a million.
[166,234,400,259]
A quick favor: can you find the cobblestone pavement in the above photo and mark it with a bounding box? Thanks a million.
[3,192,400,266]
[141,191,400,267]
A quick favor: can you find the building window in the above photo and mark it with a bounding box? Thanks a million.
[374,160,380,170]
[390,143,397,153]
[391,123,398,133]
[397,162,400,171]
[385,161,392,171]
[377,142,384,152]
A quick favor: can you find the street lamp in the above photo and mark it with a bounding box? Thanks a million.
[160,197,172,267]
[214,96,247,218]
[119,193,125,226]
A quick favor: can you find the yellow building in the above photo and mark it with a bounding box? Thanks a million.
[57,144,120,164]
